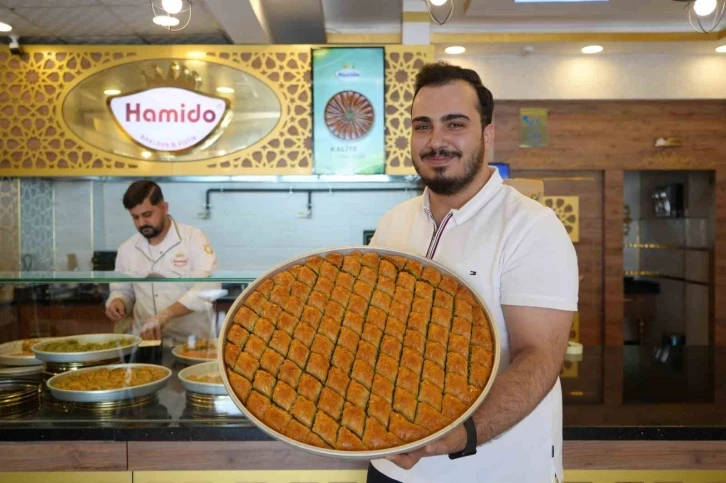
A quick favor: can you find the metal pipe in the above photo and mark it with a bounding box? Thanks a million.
[203,185,422,219]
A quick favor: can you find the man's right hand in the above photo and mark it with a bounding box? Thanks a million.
[106,298,127,321]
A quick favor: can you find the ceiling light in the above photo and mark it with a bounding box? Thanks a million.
[150,0,191,31]
[673,0,725,33]
[141,151,152,159]
[161,0,183,14]
[216,87,235,94]
[152,15,179,27]
[716,45,726,52]
[425,0,454,25]
[581,45,604,54]
[444,46,466,55]
[694,0,717,15]
[0,22,12,32]
[104,89,121,96]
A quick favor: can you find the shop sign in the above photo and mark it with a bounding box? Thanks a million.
[108,87,230,153]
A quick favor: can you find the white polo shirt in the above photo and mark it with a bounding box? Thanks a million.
[370,168,578,483]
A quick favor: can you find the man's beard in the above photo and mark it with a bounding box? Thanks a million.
[414,144,486,196]
[138,223,163,239]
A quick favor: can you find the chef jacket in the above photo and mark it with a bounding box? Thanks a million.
[107,217,221,345]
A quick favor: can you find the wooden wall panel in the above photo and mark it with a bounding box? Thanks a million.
[564,441,726,470]
[0,442,127,471]
[127,441,367,471]
[512,170,604,345]
[494,101,726,170]
[604,171,624,346]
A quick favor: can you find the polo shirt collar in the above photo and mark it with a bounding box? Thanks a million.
[422,167,504,226]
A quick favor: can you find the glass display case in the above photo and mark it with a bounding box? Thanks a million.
[0,271,269,432]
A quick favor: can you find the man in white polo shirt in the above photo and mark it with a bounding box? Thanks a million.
[368,62,578,482]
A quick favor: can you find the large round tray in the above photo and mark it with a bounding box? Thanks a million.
[45,363,171,402]
[0,338,53,366]
[218,246,501,460]
[179,361,227,396]
[32,334,141,363]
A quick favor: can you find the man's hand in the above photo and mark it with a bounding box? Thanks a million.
[385,423,467,470]
[105,298,126,321]
[139,315,162,340]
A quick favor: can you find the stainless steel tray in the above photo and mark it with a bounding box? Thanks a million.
[0,338,53,366]
[32,334,141,363]
[178,361,228,395]
[45,363,171,402]
[218,245,501,460]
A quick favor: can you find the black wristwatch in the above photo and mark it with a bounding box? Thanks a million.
[448,417,478,460]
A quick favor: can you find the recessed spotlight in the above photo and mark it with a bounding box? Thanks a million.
[104,89,121,96]
[141,151,152,159]
[217,150,226,156]
[187,51,206,59]
[716,45,726,53]
[430,0,449,5]
[152,15,180,27]
[216,87,234,94]
[444,46,466,55]
[581,45,604,54]
[0,22,12,33]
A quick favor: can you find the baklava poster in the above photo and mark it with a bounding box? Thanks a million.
[312,47,385,175]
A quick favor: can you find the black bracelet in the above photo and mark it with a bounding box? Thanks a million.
[448,417,478,460]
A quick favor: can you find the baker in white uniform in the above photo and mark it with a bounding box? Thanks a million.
[105,180,221,345]
[367,63,578,483]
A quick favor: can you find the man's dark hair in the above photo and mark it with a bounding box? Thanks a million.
[122,180,164,210]
[413,61,494,128]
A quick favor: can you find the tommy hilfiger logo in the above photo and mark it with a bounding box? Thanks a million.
[470,271,477,276]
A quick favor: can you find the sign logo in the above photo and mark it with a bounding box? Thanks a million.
[335,64,361,83]
[107,63,231,153]
[109,87,229,153]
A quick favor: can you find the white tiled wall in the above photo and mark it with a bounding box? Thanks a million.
[54,180,94,271]
[99,181,419,271]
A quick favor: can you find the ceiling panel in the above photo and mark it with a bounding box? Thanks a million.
[2,0,99,7]
[0,7,48,36]
[61,35,146,43]
[110,3,223,36]
[14,6,132,36]
[458,0,696,30]
[322,0,402,26]
[439,40,726,57]
[141,32,229,43]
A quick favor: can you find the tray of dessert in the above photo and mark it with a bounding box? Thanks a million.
[172,339,218,365]
[0,338,53,366]
[45,363,171,402]
[179,361,227,395]
[218,246,500,459]
[32,334,141,363]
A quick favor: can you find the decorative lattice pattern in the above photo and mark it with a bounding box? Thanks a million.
[0,50,140,174]
[0,178,19,272]
[544,196,580,243]
[384,46,434,176]
[223,250,494,451]
[0,46,432,177]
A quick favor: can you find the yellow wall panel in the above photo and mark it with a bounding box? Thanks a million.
[0,45,432,177]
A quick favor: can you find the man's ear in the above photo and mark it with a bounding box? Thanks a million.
[483,123,495,160]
